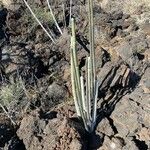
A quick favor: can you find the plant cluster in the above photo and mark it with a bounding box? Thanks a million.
[70,0,98,132]
[0,78,25,125]
[0,79,23,108]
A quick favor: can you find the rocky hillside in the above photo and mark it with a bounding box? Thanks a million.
[0,0,149,149]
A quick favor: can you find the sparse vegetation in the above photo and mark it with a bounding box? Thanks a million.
[23,0,63,43]
[23,0,55,43]
[0,0,149,149]
[0,79,24,108]
[24,6,54,28]
[0,78,25,125]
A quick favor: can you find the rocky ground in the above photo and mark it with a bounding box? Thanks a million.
[0,0,149,150]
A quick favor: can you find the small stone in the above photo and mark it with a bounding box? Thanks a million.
[97,118,115,136]
[110,99,140,137]
[69,139,82,150]
[139,68,150,94]
[112,11,123,20]
[115,42,133,61]
[122,21,131,29]
[48,82,66,97]
[136,127,150,142]
[122,138,139,150]
[98,136,124,150]
[141,22,150,36]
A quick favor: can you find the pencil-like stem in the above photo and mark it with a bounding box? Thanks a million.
[71,18,81,92]
[92,80,98,124]
[88,0,96,98]
[87,57,91,120]
[80,76,86,111]
[70,37,80,116]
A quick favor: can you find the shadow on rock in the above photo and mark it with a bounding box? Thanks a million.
[89,59,143,149]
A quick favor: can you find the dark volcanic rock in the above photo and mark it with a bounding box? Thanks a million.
[17,109,86,150]
[0,124,15,148]
[0,7,7,43]
[4,136,26,150]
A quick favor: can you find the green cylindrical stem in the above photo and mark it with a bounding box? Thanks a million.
[87,57,91,120]
[88,0,96,99]
[70,37,80,116]
[71,18,81,92]
[80,76,86,111]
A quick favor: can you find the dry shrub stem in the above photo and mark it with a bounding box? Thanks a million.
[23,0,63,43]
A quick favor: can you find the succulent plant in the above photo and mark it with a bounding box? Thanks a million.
[70,0,99,133]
